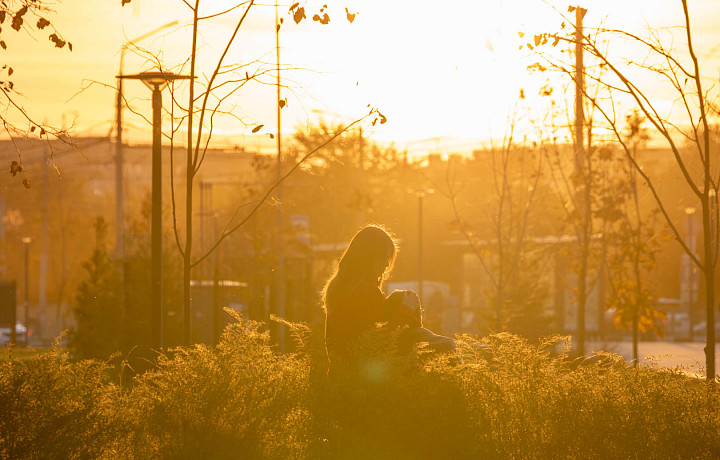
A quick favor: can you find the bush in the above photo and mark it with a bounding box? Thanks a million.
[0,319,718,459]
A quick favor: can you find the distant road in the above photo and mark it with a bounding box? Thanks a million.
[588,340,718,377]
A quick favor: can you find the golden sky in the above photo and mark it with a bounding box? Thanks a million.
[5,0,720,154]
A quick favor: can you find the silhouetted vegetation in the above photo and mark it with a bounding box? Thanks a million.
[2,316,718,459]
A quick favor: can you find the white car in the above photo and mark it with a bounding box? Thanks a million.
[0,323,28,346]
[691,321,720,341]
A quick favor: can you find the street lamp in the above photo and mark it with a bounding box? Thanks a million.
[116,21,179,259]
[117,71,192,349]
[685,206,696,340]
[408,188,434,304]
[21,236,32,346]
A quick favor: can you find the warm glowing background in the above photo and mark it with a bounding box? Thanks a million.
[7,0,720,154]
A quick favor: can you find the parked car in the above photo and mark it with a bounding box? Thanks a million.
[691,321,720,341]
[0,323,28,346]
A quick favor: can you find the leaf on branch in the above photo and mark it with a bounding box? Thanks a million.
[568,6,576,13]
[36,18,50,30]
[289,2,299,12]
[519,88,525,99]
[252,124,264,133]
[518,32,525,38]
[30,126,36,132]
[68,42,73,52]
[7,67,12,76]
[534,35,542,46]
[10,160,23,176]
[0,41,6,50]
[49,34,66,48]
[122,0,132,6]
[12,6,28,31]
[23,177,30,189]
[267,133,275,139]
[313,13,329,24]
[279,98,286,109]
[293,6,306,24]
[345,7,356,23]
[0,11,5,24]
[552,35,560,46]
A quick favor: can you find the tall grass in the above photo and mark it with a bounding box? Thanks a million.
[1,317,718,459]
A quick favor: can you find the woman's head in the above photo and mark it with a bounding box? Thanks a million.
[338,225,397,282]
[322,225,398,306]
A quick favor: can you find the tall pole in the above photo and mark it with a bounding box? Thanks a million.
[707,189,716,379]
[418,194,424,304]
[275,2,286,349]
[151,85,163,350]
[115,75,125,259]
[23,237,31,345]
[574,5,587,357]
[409,188,433,304]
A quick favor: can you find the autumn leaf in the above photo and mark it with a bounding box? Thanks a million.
[0,11,5,24]
[12,6,28,31]
[7,67,12,76]
[279,99,286,109]
[0,41,6,50]
[10,160,22,176]
[36,18,50,30]
[49,33,66,48]
[293,6,306,24]
[23,178,30,189]
[252,124,264,133]
[122,0,132,6]
[345,7,356,23]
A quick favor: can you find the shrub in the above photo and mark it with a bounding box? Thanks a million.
[0,319,718,459]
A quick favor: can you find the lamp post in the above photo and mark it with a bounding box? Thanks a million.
[116,21,179,259]
[22,236,31,346]
[685,206,696,340]
[408,188,434,304]
[117,71,192,349]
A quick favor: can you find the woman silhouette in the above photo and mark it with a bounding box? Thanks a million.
[322,225,401,364]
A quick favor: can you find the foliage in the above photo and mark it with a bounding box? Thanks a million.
[1,317,719,459]
[2,1,73,187]
[70,217,123,360]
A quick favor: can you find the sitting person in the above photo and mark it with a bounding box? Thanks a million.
[322,225,460,371]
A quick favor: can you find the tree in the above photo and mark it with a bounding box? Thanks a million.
[71,217,123,359]
[531,2,718,380]
[447,102,555,340]
[120,0,383,345]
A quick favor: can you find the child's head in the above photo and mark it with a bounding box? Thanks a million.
[387,290,423,328]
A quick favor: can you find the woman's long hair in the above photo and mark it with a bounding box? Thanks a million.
[322,225,398,313]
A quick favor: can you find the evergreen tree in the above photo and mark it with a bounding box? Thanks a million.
[71,217,123,359]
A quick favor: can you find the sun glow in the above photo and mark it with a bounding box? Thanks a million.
[4,0,720,152]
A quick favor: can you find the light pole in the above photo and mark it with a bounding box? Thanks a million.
[408,188,434,304]
[22,236,31,346]
[685,206,696,340]
[117,71,192,349]
[116,21,179,259]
